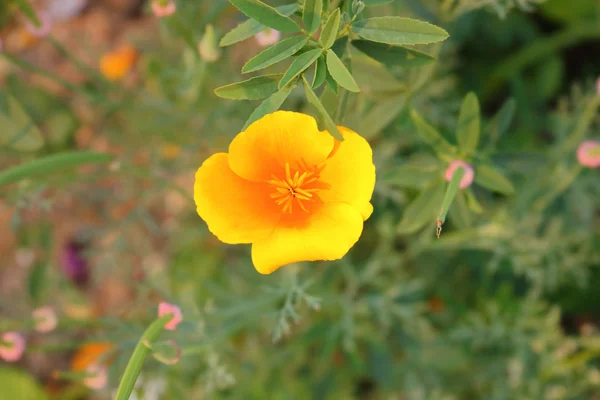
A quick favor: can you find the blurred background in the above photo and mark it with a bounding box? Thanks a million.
[1,0,599,399]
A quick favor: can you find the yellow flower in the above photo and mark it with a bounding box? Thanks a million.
[99,45,138,81]
[194,111,376,274]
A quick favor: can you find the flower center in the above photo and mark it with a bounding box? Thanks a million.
[268,162,324,213]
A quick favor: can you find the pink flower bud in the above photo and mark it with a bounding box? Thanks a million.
[26,12,53,38]
[0,332,26,362]
[151,0,176,18]
[83,365,108,390]
[33,306,58,333]
[255,29,280,47]
[158,302,182,331]
[445,160,475,189]
[577,140,600,168]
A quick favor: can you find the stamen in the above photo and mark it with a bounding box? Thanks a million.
[268,161,326,213]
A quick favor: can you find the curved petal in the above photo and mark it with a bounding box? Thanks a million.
[194,153,280,244]
[319,127,376,220]
[228,111,335,182]
[251,202,363,274]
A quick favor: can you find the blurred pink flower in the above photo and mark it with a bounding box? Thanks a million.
[255,28,280,47]
[577,140,600,168]
[158,302,182,331]
[26,12,53,38]
[0,332,26,362]
[60,239,90,286]
[445,160,475,189]
[151,0,176,18]
[33,306,58,333]
[83,365,108,390]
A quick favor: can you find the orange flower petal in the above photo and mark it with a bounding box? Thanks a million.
[251,202,363,274]
[194,153,281,243]
[228,111,334,182]
[320,127,375,220]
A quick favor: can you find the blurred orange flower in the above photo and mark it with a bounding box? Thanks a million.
[99,45,138,81]
[194,111,375,274]
[71,342,113,371]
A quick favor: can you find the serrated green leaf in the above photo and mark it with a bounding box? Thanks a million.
[303,0,322,35]
[352,17,449,45]
[319,8,340,49]
[302,76,343,141]
[475,164,515,195]
[220,3,300,46]
[352,40,435,67]
[242,36,308,73]
[397,180,446,234]
[229,0,301,33]
[279,49,322,88]
[326,50,360,92]
[313,56,327,88]
[0,151,112,188]
[488,98,516,145]
[243,85,294,130]
[410,109,455,155]
[215,74,282,100]
[0,94,44,152]
[456,92,480,154]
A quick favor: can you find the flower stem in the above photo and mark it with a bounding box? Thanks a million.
[114,315,171,400]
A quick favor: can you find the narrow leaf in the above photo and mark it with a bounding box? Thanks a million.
[14,0,41,26]
[279,49,323,88]
[385,163,438,188]
[242,36,308,73]
[312,56,327,88]
[352,40,435,67]
[303,0,323,35]
[352,17,449,45]
[456,92,480,154]
[326,50,360,92]
[397,180,446,234]
[325,72,339,94]
[243,85,294,130]
[438,167,464,224]
[229,0,301,32]
[410,109,455,155]
[0,94,44,152]
[488,98,516,145]
[474,164,515,195]
[220,4,299,46]
[319,8,340,49]
[215,74,282,100]
[464,188,483,214]
[450,191,473,228]
[0,152,112,188]
[302,76,343,141]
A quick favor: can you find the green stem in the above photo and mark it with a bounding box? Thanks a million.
[484,23,600,99]
[436,167,464,238]
[114,315,171,400]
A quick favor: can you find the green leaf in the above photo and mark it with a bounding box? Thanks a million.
[326,50,360,92]
[438,167,464,224]
[397,180,446,234]
[303,0,322,35]
[242,36,308,73]
[475,164,515,195]
[319,8,340,49]
[359,96,406,140]
[0,367,49,400]
[352,17,449,45]
[302,76,343,141]
[0,152,111,188]
[450,191,472,228]
[0,94,44,152]
[13,0,41,27]
[325,72,339,94]
[243,85,294,130]
[363,0,394,5]
[385,163,438,188]
[456,92,480,154]
[219,3,300,46]
[215,74,283,100]
[312,56,327,88]
[410,109,455,155]
[352,40,435,67]
[279,49,323,88]
[464,188,483,214]
[488,98,516,145]
[28,262,47,305]
[229,0,301,33]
